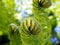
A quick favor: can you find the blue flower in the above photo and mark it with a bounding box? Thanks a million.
[54,26,60,33]
[50,37,58,43]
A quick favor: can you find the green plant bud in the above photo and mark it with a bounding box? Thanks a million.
[21,18,41,35]
[9,23,22,45]
[9,23,19,34]
[37,0,51,8]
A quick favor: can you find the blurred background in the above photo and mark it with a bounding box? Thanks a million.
[0,0,60,45]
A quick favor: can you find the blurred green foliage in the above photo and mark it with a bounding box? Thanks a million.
[0,0,22,45]
[0,0,15,33]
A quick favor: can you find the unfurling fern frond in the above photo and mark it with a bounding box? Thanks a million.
[21,18,41,35]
